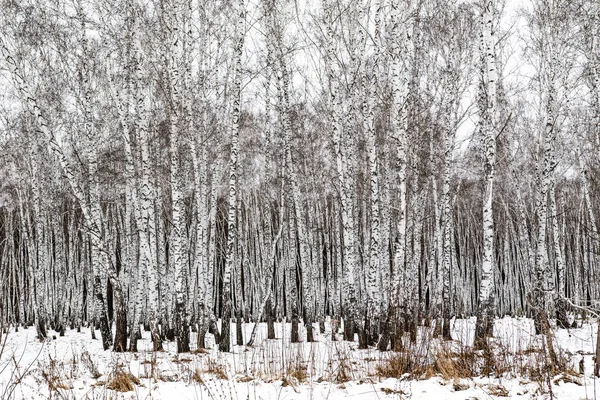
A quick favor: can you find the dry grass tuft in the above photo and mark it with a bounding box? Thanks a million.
[380,387,405,395]
[41,369,72,391]
[107,370,140,392]
[485,383,509,397]
[206,359,228,380]
[334,359,352,383]
[192,368,204,383]
[452,379,470,391]
[237,375,254,382]
[375,351,417,379]
[39,356,73,392]
[172,355,193,364]
[376,344,478,381]
[330,347,353,383]
[553,372,582,386]
[286,363,307,383]
[281,375,299,388]
[432,347,478,380]
[81,351,101,379]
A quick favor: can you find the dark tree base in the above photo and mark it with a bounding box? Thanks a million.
[175,302,190,353]
[197,327,207,349]
[267,299,275,339]
[291,306,300,343]
[220,300,232,352]
[442,315,452,340]
[236,313,243,346]
[343,313,354,342]
[210,318,221,344]
[306,320,314,343]
[113,306,128,352]
[377,313,391,352]
[36,318,47,340]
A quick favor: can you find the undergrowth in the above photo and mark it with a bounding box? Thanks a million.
[0,319,593,399]
[375,334,575,389]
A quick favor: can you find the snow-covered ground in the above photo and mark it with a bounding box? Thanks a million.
[0,317,598,399]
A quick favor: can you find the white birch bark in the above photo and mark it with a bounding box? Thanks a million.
[475,0,497,343]
[267,1,314,336]
[27,136,47,339]
[534,54,556,316]
[440,64,457,340]
[389,0,411,320]
[530,2,560,368]
[1,33,129,350]
[363,0,382,329]
[323,0,358,340]
[220,0,245,352]
[364,69,380,320]
[166,0,190,353]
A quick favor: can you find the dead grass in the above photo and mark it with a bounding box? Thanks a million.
[237,374,254,382]
[192,368,204,383]
[40,369,72,391]
[553,371,582,386]
[380,387,405,395]
[281,375,299,388]
[452,379,470,391]
[80,350,101,379]
[375,344,477,380]
[286,363,307,383]
[329,344,353,383]
[206,358,228,380]
[485,383,509,397]
[374,332,575,390]
[375,350,418,378]
[3,319,587,398]
[430,347,478,380]
[107,370,141,392]
[39,355,73,393]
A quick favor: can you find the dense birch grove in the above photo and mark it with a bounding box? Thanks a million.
[0,0,599,354]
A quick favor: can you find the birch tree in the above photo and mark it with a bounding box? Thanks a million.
[220,0,245,352]
[475,0,498,345]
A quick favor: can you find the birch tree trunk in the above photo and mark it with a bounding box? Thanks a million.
[440,65,457,341]
[532,1,559,367]
[27,136,47,340]
[324,0,361,343]
[364,66,380,346]
[1,33,131,351]
[167,0,190,353]
[475,0,497,346]
[220,0,245,352]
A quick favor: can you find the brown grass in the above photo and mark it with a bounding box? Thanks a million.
[281,375,299,388]
[432,348,478,380]
[81,351,101,379]
[375,351,417,378]
[192,368,204,383]
[206,359,228,380]
[107,371,140,392]
[452,379,470,391]
[39,356,74,392]
[380,387,405,395]
[41,369,72,391]
[376,345,477,381]
[286,363,307,383]
[329,346,353,383]
[485,384,509,397]
[553,372,582,386]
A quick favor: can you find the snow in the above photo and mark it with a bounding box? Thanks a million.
[0,317,598,399]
